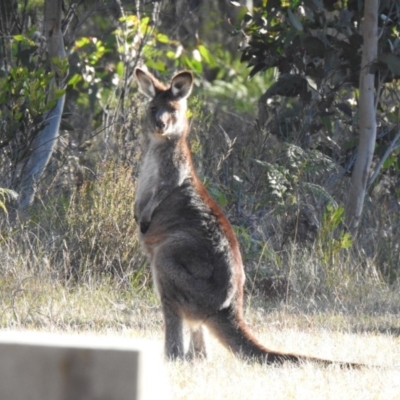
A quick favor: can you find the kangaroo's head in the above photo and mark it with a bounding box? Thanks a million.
[135,68,193,139]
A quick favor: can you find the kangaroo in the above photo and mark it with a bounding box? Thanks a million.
[133,67,360,367]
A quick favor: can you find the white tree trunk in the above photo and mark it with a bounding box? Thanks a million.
[345,0,378,233]
[18,0,67,209]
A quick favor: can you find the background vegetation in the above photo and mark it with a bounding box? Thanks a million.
[0,2,399,393]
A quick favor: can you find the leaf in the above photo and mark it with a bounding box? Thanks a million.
[287,8,303,31]
[251,159,271,168]
[198,44,216,67]
[13,34,25,41]
[145,59,166,72]
[156,33,169,44]
[302,182,338,207]
[116,61,124,78]
[378,54,400,76]
[15,47,38,68]
[339,232,352,249]
[240,51,252,63]
[265,74,308,98]
[302,36,325,58]
[67,73,82,88]
[0,201,7,214]
[75,36,91,49]
[139,16,151,35]
[249,63,267,78]
[54,88,66,99]
[234,6,250,29]
[383,155,396,169]
[182,56,203,74]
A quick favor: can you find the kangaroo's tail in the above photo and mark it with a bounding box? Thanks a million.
[204,306,360,368]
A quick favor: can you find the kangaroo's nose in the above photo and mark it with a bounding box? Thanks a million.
[155,110,166,130]
[156,119,166,130]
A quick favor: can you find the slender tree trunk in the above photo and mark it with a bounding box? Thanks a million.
[345,0,378,234]
[0,0,18,72]
[18,0,67,210]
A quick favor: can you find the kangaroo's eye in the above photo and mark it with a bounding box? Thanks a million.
[150,106,157,114]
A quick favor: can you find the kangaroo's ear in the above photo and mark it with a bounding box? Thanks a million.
[135,68,157,99]
[170,71,193,99]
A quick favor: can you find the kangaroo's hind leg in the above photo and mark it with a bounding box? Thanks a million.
[162,302,185,360]
[154,250,211,361]
[187,325,207,360]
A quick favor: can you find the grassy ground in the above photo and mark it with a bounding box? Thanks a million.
[1,271,399,400]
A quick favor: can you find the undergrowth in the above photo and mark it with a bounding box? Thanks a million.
[1,161,148,287]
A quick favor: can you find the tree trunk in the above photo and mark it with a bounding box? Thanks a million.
[0,0,18,72]
[345,0,378,234]
[18,0,67,210]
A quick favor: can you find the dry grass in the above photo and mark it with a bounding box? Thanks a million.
[166,305,400,400]
[0,269,399,400]
[169,355,400,400]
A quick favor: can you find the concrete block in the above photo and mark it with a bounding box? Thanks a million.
[0,331,169,400]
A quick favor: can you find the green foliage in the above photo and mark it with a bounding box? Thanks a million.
[202,49,274,113]
[0,27,64,184]
[113,13,272,113]
[252,143,337,207]
[0,35,55,129]
[316,205,352,266]
[68,35,116,113]
[239,0,400,83]
[233,224,277,267]
[235,0,400,195]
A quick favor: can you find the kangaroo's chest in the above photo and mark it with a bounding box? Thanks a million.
[136,145,189,204]
[136,152,160,202]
